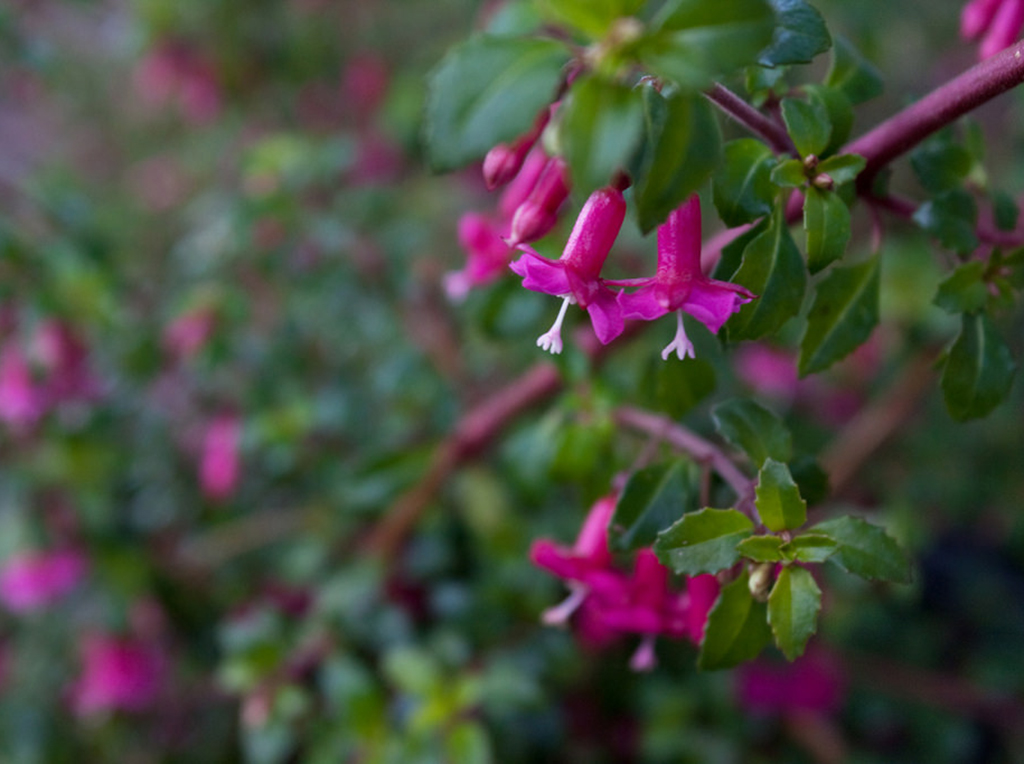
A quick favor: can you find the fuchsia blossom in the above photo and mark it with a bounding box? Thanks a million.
[70,634,165,716]
[482,106,551,190]
[736,646,846,716]
[199,414,242,501]
[510,184,626,350]
[614,195,755,360]
[0,549,87,614]
[506,156,572,248]
[962,0,1024,58]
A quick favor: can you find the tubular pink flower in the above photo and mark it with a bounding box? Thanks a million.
[614,196,754,359]
[507,157,571,248]
[0,549,88,614]
[71,634,165,716]
[510,185,626,350]
[962,0,1004,38]
[980,0,1024,58]
[199,414,242,502]
[483,106,551,190]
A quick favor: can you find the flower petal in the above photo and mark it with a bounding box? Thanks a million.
[509,248,571,296]
[586,288,625,345]
[618,287,670,321]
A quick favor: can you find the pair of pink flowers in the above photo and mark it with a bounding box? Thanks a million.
[511,192,754,359]
[531,496,720,671]
[962,0,1024,58]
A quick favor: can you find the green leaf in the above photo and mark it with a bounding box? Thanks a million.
[788,455,830,506]
[631,87,722,234]
[992,190,1019,231]
[780,97,831,158]
[726,205,808,341]
[736,535,786,562]
[755,459,807,532]
[811,515,912,583]
[913,189,979,255]
[641,355,716,418]
[799,254,880,376]
[610,460,697,551]
[560,75,645,197]
[712,219,766,281]
[767,566,821,660]
[712,398,792,467]
[538,0,643,38]
[941,311,1017,421]
[825,36,883,105]
[445,722,494,764]
[934,261,989,314]
[713,139,778,227]
[759,0,832,67]
[641,0,775,88]
[786,533,837,563]
[698,570,772,669]
[910,138,973,195]
[425,35,570,171]
[803,186,852,274]
[654,508,754,575]
[804,85,853,154]
[770,158,806,188]
[816,153,865,186]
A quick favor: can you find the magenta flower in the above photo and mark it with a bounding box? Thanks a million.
[32,320,102,407]
[199,414,242,502]
[70,634,165,716]
[482,106,551,190]
[0,343,42,430]
[0,549,87,614]
[510,185,626,351]
[506,156,571,248]
[614,195,754,359]
[736,646,846,716]
[962,0,1024,58]
[163,307,216,362]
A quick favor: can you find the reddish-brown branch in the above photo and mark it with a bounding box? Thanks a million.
[869,192,1024,248]
[705,83,795,155]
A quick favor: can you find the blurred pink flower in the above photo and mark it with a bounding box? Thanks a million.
[31,320,102,406]
[71,635,164,716]
[0,549,87,614]
[163,308,216,362]
[736,647,846,716]
[962,0,1024,58]
[734,344,800,402]
[342,53,390,121]
[133,43,222,124]
[199,414,242,501]
[0,343,43,430]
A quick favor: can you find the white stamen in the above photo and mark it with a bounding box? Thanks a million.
[537,296,573,354]
[629,635,658,672]
[660,311,696,361]
[541,584,588,625]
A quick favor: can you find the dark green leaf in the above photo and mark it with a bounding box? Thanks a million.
[767,566,821,660]
[941,311,1017,421]
[825,36,883,105]
[804,84,853,153]
[712,398,792,467]
[713,139,778,227]
[911,140,973,195]
[913,190,979,255]
[736,535,786,562]
[992,190,1019,232]
[698,570,772,669]
[426,36,570,171]
[803,186,851,274]
[641,0,775,88]
[631,88,722,234]
[759,0,832,67]
[726,205,808,341]
[811,515,912,583]
[770,158,806,188]
[560,75,646,197]
[611,460,697,551]
[654,508,754,575]
[745,64,789,106]
[538,0,643,38]
[780,97,831,158]
[786,533,837,563]
[755,459,807,532]
[799,254,880,376]
[816,153,865,185]
[934,261,988,314]
[788,455,830,506]
[712,219,766,281]
[641,355,716,418]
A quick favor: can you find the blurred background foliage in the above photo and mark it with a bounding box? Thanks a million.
[0,0,1023,762]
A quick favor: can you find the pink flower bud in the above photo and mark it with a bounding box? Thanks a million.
[200,414,242,502]
[71,634,164,716]
[0,549,87,613]
[980,0,1024,58]
[482,107,551,190]
[560,186,627,288]
[507,157,570,247]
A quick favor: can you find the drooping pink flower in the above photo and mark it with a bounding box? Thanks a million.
[736,646,846,716]
[199,414,242,502]
[506,156,572,248]
[510,185,626,350]
[961,0,1024,58]
[70,634,164,716]
[0,549,87,614]
[614,195,754,360]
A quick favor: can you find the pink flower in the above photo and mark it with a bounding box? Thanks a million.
[71,634,164,716]
[342,53,390,121]
[614,195,754,359]
[736,646,846,716]
[506,156,572,248]
[31,320,102,406]
[0,343,42,430]
[163,307,216,361]
[0,549,87,614]
[482,106,551,190]
[961,0,1024,58]
[734,344,800,401]
[510,185,626,350]
[199,414,242,502]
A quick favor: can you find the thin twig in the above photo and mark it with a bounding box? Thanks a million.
[705,83,795,155]
[869,192,1024,248]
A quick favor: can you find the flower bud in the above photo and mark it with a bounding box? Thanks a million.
[748,562,775,602]
[482,106,551,190]
[507,157,570,247]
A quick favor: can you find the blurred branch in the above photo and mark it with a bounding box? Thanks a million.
[705,83,795,155]
[869,192,1024,248]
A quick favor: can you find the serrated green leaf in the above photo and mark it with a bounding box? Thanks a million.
[770,158,806,188]
[755,459,807,532]
[759,0,832,67]
[934,261,988,314]
[799,254,880,376]
[767,566,821,660]
[810,516,912,583]
[713,139,778,227]
[726,205,808,341]
[736,535,786,562]
[610,460,697,551]
[712,398,792,467]
[816,153,865,185]
[941,311,1017,421]
[426,35,570,171]
[913,189,979,255]
[642,0,775,88]
[538,0,643,38]
[781,97,831,158]
[825,36,883,105]
[803,186,851,274]
[560,75,645,197]
[631,87,721,234]
[698,570,772,669]
[641,354,716,418]
[786,533,837,563]
[803,84,853,154]
[654,508,754,575]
